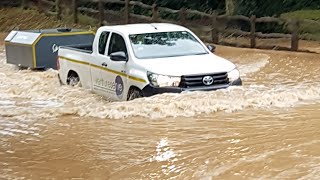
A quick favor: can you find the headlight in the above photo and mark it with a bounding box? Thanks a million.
[147,72,181,87]
[228,68,240,82]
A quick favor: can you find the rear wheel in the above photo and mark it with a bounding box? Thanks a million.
[127,88,143,101]
[67,71,81,87]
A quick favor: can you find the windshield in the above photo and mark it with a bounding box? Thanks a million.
[129,31,208,59]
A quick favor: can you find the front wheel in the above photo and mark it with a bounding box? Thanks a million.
[127,88,143,101]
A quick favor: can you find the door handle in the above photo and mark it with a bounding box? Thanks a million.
[102,62,108,67]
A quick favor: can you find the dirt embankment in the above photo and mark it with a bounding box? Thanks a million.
[0,8,93,32]
[0,33,7,45]
[0,7,96,43]
[0,8,68,43]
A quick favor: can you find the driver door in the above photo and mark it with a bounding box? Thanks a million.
[100,32,128,101]
[91,31,111,96]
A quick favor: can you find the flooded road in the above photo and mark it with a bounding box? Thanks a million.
[1,45,320,179]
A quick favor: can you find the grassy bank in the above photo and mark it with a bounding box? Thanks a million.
[0,8,98,33]
[281,10,320,40]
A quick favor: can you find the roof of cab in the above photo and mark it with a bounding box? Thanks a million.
[99,23,189,35]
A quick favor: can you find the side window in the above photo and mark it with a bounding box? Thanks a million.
[108,33,128,56]
[98,31,110,55]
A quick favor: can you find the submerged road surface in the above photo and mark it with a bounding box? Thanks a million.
[1,45,320,179]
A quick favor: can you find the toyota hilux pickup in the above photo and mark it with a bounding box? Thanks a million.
[57,23,242,101]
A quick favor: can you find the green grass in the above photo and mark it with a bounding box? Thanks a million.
[281,10,320,21]
[281,10,320,40]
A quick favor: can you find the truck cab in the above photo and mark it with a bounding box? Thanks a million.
[58,23,241,101]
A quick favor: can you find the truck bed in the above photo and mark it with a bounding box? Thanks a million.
[60,44,93,54]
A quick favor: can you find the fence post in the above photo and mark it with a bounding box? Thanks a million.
[38,0,43,12]
[291,19,299,51]
[56,0,61,20]
[21,0,26,9]
[152,4,158,22]
[124,0,130,24]
[211,12,219,44]
[72,0,78,23]
[179,8,187,26]
[98,0,105,26]
[250,15,256,48]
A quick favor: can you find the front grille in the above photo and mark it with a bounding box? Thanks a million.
[179,72,229,88]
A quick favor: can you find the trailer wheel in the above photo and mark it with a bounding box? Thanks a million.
[67,71,81,87]
[127,87,143,101]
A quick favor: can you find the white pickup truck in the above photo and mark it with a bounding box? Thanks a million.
[57,23,241,101]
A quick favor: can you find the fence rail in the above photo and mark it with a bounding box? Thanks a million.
[14,0,320,52]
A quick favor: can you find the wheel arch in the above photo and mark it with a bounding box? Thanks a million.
[67,69,79,77]
[127,85,143,100]
[128,85,142,93]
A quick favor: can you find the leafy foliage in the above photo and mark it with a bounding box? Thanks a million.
[235,0,320,17]
[140,0,320,17]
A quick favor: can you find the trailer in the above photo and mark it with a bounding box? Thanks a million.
[5,28,94,69]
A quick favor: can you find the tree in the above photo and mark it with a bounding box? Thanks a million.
[225,0,236,15]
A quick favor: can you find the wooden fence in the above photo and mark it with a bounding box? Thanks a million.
[18,0,320,52]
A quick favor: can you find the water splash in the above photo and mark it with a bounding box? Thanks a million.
[1,48,320,120]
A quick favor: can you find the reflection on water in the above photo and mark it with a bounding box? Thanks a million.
[1,45,320,179]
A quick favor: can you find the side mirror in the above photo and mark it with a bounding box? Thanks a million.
[207,44,216,53]
[110,51,128,61]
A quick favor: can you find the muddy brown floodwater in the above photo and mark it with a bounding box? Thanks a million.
[1,44,320,179]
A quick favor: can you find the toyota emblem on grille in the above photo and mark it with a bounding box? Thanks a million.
[203,76,214,86]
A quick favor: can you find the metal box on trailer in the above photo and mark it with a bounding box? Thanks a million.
[5,29,95,69]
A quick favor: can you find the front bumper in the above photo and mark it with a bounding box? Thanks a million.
[142,78,242,97]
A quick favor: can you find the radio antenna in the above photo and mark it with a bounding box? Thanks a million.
[151,24,158,30]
